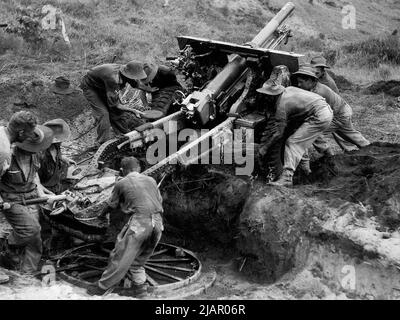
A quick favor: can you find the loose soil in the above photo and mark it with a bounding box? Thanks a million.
[365,80,400,97]
[1,26,400,299]
[1,86,400,299]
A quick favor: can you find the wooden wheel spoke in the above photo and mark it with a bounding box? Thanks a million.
[145,262,194,273]
[148,258,191,263]
[99,246,111,255]
[83,264,105,271]
[79,270,103,280]
[56,242,202,294]
[67,254,108,261]
[151,248,169,257]
[144,265,184,282]
[145,274,159,286]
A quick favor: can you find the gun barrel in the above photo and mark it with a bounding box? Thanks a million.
[204,2,295,99]
[250,2,295,48]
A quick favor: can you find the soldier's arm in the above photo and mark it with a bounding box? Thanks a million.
[105,88,121,109]
[0,160,9,207]
[100,183,120,216]
[259,104,287,156]
[104,74,122,109]
[137,82,159,93]
[269,103,288,142]
[149,177,163,205]
[104,79,143,117]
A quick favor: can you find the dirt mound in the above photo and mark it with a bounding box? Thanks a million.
[161,166,251,246]
[237,183,319,282]
[310,142,400,230]
[364,80,400,97]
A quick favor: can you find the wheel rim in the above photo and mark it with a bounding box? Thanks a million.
[55,242,202,295]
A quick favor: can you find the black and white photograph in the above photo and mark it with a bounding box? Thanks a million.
[0,0,399,306]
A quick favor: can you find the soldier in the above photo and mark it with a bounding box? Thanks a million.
[88,157,164,296]
[138,62,183,116]
[0,125,54,274]
[0,111,41,284]
[0,112,41,177]
[80,61,149,147]
[294,66,369,162]
[38,119,75,194]
[257,80,333,187]
[310,56,339,93]
[310,56,357,153]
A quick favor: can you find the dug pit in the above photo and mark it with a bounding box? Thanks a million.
[161,143,400,299]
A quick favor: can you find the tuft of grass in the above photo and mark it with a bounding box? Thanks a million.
[334,64,400,85]
[295,36,326,53]
[375,64,392,82]
[342,34,400,68]
[0,30,23,54]
[60,0,96,19]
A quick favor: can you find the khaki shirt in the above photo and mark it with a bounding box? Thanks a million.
[0,147,40,194]
[108,172,163,217]
[81,64,138,109]
[275,87,330,124]
[311,82,346,114]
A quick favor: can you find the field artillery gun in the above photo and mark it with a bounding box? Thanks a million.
[42,2,302,240]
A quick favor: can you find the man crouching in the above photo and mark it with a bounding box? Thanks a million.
[88,157,164,296]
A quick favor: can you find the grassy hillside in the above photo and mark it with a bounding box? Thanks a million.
[0,0,399,127]
[1,0,399,71]
[1,0,399,62]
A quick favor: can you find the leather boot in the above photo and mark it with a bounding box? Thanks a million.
[269,169,293,187]
[87,284,110,296]
[131,282,149,297]
[298,159,312,176]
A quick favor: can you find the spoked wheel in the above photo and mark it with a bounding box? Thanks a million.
[55,242,202,296]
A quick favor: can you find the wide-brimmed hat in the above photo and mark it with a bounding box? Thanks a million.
[52,76,75,95]
[120,61,147,80]
[141,63,159,84]
[15,125,54,153]
[43,118,71,143]
[292,65,318,80]
[256,80,285,96]
[310,56,330,69]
